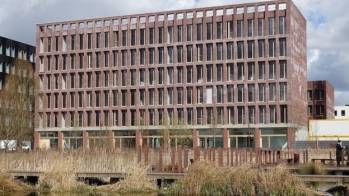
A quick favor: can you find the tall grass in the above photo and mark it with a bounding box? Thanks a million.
[167,161,311,195]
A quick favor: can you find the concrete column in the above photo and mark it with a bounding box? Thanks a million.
[254,128,262,149]
[192,129,199,148]
[136,130,142,148]
[108,130,115,151]
[83,130,89,150]
[57,131,64,151]
[287,128,295,149]
[223,128,230,149]
[34,131,40,151]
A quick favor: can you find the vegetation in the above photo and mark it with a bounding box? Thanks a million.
[0,60,38,150]
[165,161,311,196]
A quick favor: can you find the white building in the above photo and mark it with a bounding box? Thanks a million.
[309,120,349,141]
[334,106,349,119]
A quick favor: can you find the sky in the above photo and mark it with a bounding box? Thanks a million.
[0,0,348,106]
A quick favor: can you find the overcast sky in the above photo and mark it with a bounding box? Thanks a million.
[0,0,348,106]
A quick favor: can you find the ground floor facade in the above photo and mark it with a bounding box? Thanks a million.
[34,126,296,150]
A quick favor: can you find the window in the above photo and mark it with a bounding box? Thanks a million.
[227,63,234,81]
[167,26,173,43]
[71,35,75,50]
[237,20,243,37]
[158,68,164,84]
[279,16,285,34]
[248,63,254,80]
[186,45,193,62]
[113,31,118,47]
[177,25,183,42]
[258,62,265,79]
[237,63,244,80]
[186,66,193,83]
[207,108,213,124]
[228,107,234,124]
[122,30,127,46]
[177,67,183,83]
[149,48,154,64]
[197,87,203,104]
[197,108,203,125]
[206,64,213,82]
[140,29,145,45]
[149,68,155,85]
[167,67,173,84]
[158,47,164,64]
[259,106,266,124]
[158,89,164,105]
[268,17,275,35]
[227,21,233,38]
[197,44,203,62]
[104,32,109,48]
[227,42,234,60]
[237,84,244,102]
[258,40,265,57]
[280,105,287,123]
[279,38,286,56]
[216,64,223,82]
[87,33,92,49]
[96,33,101,48]
[206,87,213,104]
[269,39,275,57]
[237,106,244,124]
[206,23,212,40]
[149,28,155,44]
[269,83,276,101]
[216,43,223,60]
[227,85,234,102]
[206,44,212,61]
[187,108,193,125]
[269,61,276,79]
[140,69,145,85]
[247,41,254,58]
[187,24,192,41]
[216,22,223,39]
[258,84,265,101]
[131,29,136,46]
[269,106,276,124]
[187,87,193,104]
[217,107,224,124]
[280,61,287,79]
[197,65,203,82]
[217,86,223,103]
[258,18,264,36]
[237,41,244,59]
[121,50,127,66]
[248,84,255,102]
[248,19,253,37]
[248,107,255,124]
[280,82,287,101]
[149,89,155,105]
[177,46,183,63]
[112,91,118,106]
[158,27,164,44]
[177,88,183,104]
[140,49,145,65]
[197,23,203,41]
[167,47,173,64]
[342,110,346,116]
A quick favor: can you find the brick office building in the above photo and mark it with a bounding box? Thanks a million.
[307,80,334,120]
[35,0,307,150]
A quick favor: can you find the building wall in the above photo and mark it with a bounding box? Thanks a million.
[335,106,349,119]
[307,80,335,120]
[309,119,349,141]
[34,0,306,150]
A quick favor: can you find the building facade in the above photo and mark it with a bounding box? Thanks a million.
[307,80,334,120]
[0,36,35,88]
[335,105,349,119]
[35,0,307,150]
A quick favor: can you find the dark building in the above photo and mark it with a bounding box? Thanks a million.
[35,0,307,150]
[0,36,36,88]
[307,80,334,120]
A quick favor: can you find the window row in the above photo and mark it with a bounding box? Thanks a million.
[39,17,286,52]
[39,61,287,90]
[39,3,286,33]
[38,39,287,72]
[40,83,287,110]
[39,104,288,128]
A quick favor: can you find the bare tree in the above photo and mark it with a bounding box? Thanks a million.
[0,60,37,150]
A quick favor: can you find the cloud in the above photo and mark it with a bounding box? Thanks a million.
[0,0,348,105]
